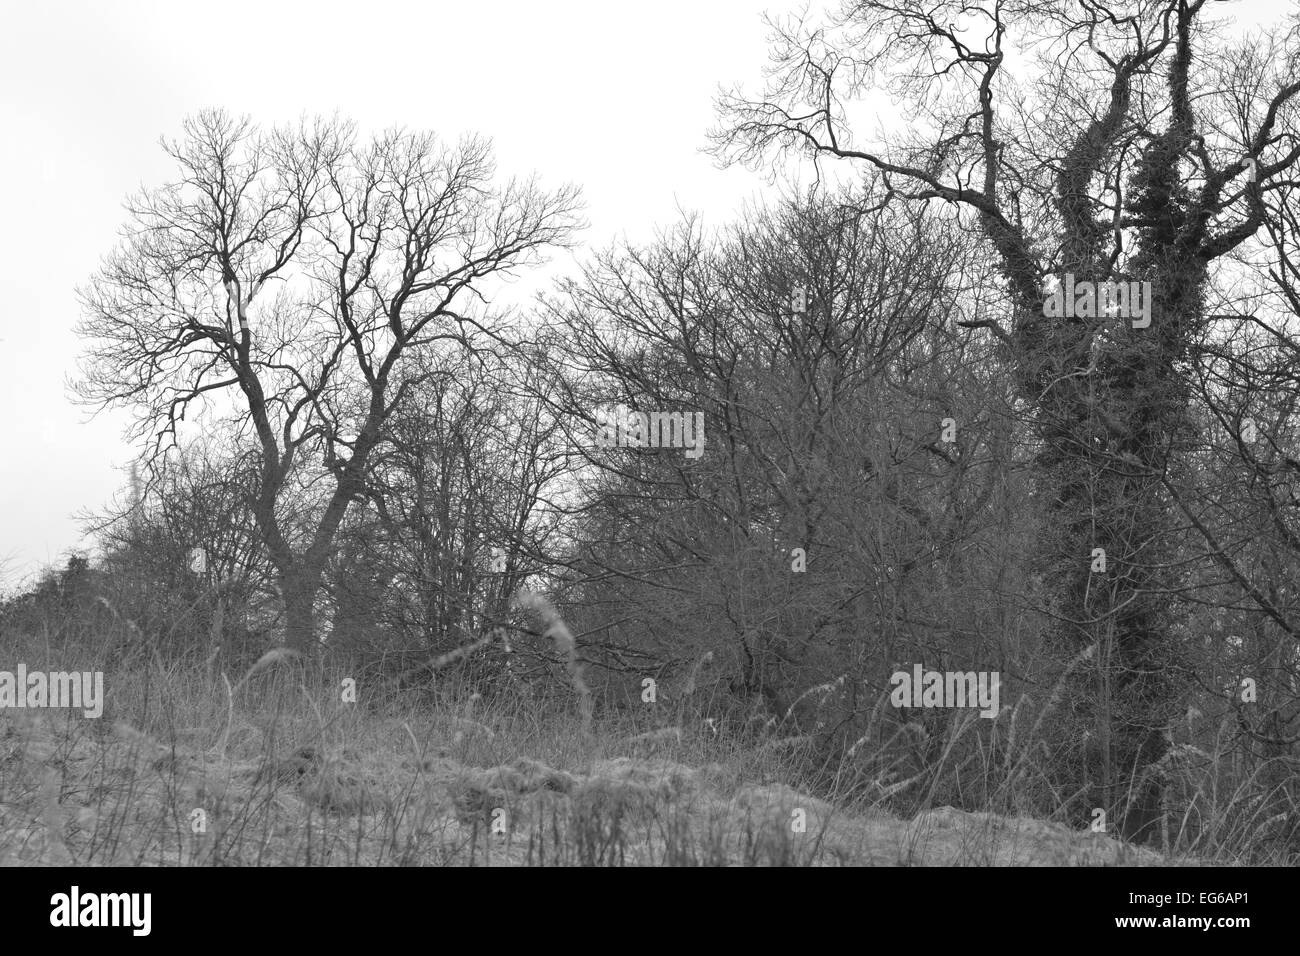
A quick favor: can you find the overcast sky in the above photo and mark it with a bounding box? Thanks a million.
[0,0,1282,591]
[0,0,793,589]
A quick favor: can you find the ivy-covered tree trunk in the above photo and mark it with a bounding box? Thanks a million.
[1028,287,1190,843]
[1015,215,1205,844]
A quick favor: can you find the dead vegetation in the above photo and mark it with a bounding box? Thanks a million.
[0,654,1195,867]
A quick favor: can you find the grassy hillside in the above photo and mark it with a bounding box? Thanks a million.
[0,650,1204,867]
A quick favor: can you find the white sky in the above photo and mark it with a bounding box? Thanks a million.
[0,0,1285,591]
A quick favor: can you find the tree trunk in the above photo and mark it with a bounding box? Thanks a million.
[281,570,320,654]
[1024,269,1196,844]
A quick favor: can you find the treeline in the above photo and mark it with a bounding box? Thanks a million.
[4,0,1299,858]
[2,183,1292,857]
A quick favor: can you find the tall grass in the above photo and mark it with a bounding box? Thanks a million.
[0,605,1291,865]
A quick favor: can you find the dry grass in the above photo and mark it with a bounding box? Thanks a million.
[0,641,1223,867]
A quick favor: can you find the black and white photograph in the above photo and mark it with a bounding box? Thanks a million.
[0,0,1293,930]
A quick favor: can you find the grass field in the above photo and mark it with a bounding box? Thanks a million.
[0,646,1198,867]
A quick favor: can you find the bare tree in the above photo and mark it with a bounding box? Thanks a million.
[713,0,1300,840]
[537,193,1020,745]
[328,343,571,664]
[85,441,271,664]
[76,111,581,652]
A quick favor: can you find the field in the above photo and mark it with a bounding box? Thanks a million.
[0,650,1206,867]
